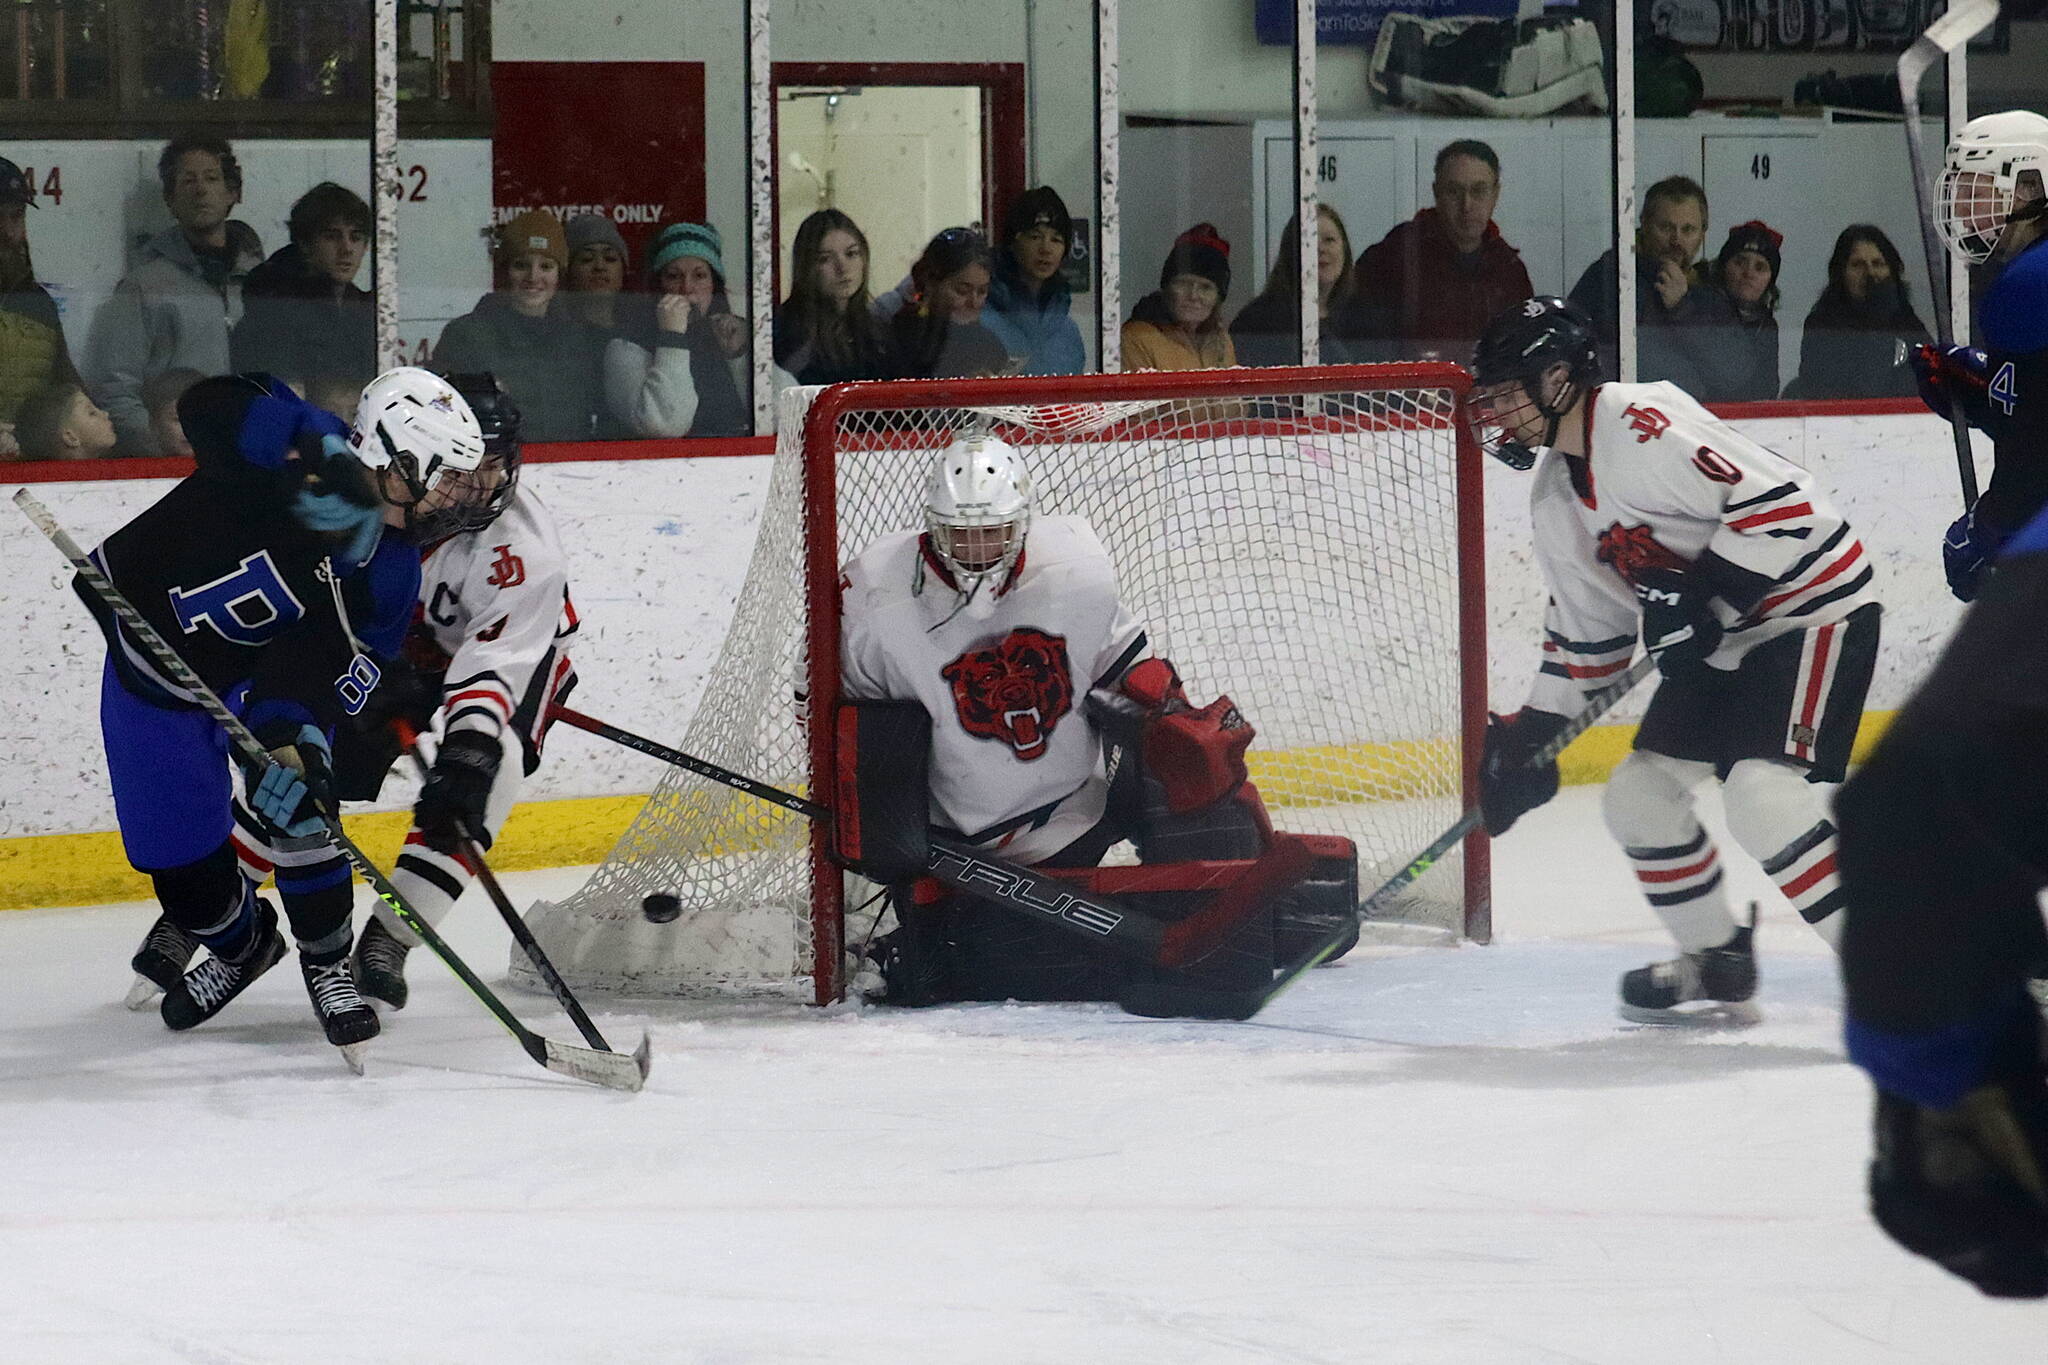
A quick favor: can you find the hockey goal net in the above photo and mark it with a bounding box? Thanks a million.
[518,365,1488,1004]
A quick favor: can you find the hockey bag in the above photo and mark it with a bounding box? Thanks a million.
[1371,8,1607,117]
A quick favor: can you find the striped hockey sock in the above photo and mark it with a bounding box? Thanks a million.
[1760,818,1844,948]
[1626,825,1740,953]
[383,833,477,946]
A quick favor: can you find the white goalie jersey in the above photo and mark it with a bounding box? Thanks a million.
[413,483,579,759]
[1525,380,1878,717]
[839,514,1148,866]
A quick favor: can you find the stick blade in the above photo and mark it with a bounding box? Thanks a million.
[1899,0,2000,87]
[541,1031,653,1092]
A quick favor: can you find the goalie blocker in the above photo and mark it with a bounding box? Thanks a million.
[828,661,1360,1017]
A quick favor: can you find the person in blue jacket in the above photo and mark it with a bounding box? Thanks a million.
[982,187,1086,376]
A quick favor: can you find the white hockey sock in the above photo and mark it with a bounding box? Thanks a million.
[1723,758,1844,950]
[382,836,474,947]
[1604,751,1737,953]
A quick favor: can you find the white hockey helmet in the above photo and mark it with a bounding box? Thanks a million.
[352,366,487,495]
[924,432,1032,592]
[1939,111,2048,264]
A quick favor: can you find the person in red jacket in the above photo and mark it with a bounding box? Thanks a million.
[1351,139,1533,361]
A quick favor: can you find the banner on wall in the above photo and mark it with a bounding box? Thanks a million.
[1254,0,1524,46]
[1652,0,2009,52]
[489,62,708,272]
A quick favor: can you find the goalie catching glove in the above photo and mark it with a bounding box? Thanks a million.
[1088,657,1254,815]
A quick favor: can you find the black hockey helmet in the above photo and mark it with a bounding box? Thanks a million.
[439,371,523,538]
[1468,296,1600,470]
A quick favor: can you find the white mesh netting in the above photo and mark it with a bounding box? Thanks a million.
[516,370,1482,1001]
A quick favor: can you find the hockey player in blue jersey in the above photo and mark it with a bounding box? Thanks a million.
[90,366,496,1061]
[1910,111,2048,601]
[1836,112,2048,1297]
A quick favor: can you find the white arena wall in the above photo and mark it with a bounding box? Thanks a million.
[0,406,1985,895]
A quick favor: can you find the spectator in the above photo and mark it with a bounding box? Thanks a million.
[604,221,751,439]
[229,181,373,389]
[0,156,79,459]
[1698,220,1783,402]
[1231,206,1376,367]
[563,213,629,335]
[1568,175,1730,384]
[1783,225,1930,400]
[15,381,116,462]
[889,228,1011,380]
[84,134,263,454]
[774,208,895,386]
[140,366,203,458]
[983,186,1087,375]
[1122,224,1236,372]
[1354,140,1534,360]
[433,209,601,442]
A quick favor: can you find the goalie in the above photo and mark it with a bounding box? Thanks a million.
[833,433,1358,1009]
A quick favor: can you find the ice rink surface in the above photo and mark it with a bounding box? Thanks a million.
[2,785,2037,1364]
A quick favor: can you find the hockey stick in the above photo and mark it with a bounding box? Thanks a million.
[14,490,650,1093]
[1232,652,1661,1021]
[391,720,616,1053]
[1899,0,2001,506]
[546,704,1252,970]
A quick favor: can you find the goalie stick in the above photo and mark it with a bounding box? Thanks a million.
[545,704,1265,973]
[1226,653,1660,1022]
[1898,0,2001,506]
[391,720,620,1054]
[15,489,650,1094]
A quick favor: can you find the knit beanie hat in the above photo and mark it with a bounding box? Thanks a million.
[1003,185,1073,247]
[496,208,567,269]
[646,222,725,286]
[565,212,629,265]
[1160,223,1231,300]
[1717,220,1782,283]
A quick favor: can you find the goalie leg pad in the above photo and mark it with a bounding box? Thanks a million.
[831,700,932,884]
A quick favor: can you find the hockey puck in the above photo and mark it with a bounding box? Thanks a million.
[642,893,681,924]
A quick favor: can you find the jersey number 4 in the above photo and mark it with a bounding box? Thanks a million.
[1991,361,2019,416]
[168,552,306,646]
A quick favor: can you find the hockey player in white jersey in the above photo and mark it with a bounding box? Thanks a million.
[835,433,1358,1007]
[1469,297,1881,1019]
[126,373,578,1013]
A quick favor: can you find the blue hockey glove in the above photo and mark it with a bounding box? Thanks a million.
[1942,504,2006,603]
[1631,567,1723,681]
[290,433,384,566]
[245,723,337,841]
[237,382,350,470]
[1913,342,1993,427]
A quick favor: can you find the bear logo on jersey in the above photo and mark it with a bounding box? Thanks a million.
[941,627,1074,760]
[1595,522,1691,587]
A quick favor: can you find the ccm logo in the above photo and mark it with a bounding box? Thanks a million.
[927,847,1125,936]
[1639,587,1683,605]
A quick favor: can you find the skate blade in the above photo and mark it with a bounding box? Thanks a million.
[124,975,162,1010]
[1618,999,1763,1029]
[339,1042,369,1076]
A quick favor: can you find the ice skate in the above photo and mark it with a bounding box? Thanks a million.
[1619,905,1761,1027]
[126,913,199,1010]
[161,899,287,1031]
[302,953,379,1074]
[351,915,412,1010]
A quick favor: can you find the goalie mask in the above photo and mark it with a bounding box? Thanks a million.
[350,365,490,543]
[924,433,1032,598]
[1468,296,1599,470]
[1939,111,2048,265]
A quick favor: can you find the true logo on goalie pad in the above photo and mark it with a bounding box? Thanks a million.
[941,627,1074,760]
[927,844,1124,937]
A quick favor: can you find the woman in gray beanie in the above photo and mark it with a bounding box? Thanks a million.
[563,213,629,334]
[602,220,751,438]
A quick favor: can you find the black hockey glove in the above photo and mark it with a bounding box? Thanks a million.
[1631,567,1722,681]
[1870,1082,2048,1297]
[414,729,502,854]
[244,721,338,843]
[332,665,443,802]
[1478,709,1567,837]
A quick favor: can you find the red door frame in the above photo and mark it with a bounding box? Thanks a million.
[769,61,1028,301]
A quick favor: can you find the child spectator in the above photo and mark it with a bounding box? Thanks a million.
[1783,225,1930,399]
[604,221,751,438]
[564,213,630,335]
[889,228,1011,379]
[774,208,895,386]
[983,187,1086,375]
[434,208,602,442]
[15,381,116,461]
[0,155,80,458]
[140,367,203,458]
[1122,224,1236,372]
[230,181,373,389]
[1699,220,1783,402]
[1231,206,1375,367]
[84,133,264,454]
